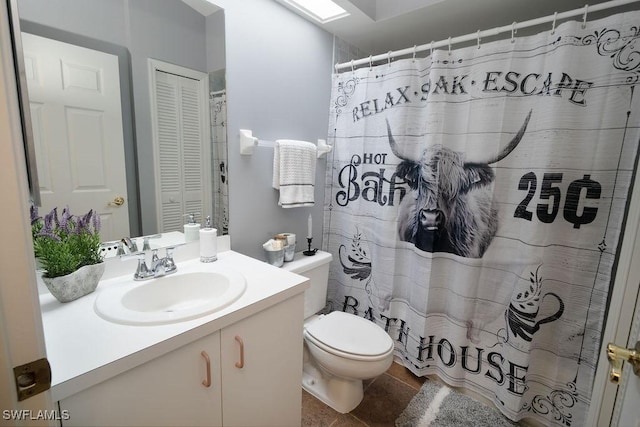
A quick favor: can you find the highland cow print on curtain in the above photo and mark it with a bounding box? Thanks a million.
[322,11,640,426]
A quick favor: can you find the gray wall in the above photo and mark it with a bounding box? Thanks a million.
[206,10,226,73]
[16,0,209,235]
[17,0,128,46]
[214,0,334,259]
[18,0,335,261]
[127,0,207,235]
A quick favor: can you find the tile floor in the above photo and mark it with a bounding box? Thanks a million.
[301,362,427,427]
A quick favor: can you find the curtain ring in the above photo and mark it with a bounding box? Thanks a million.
[477,30,481,49]
[412,45,417,62]
[447,37,452,55]
[368,55,373,71]
[582,4,589,29]
[387,51,392,66]
[350,60,355,73]
[551,12,558,35]
[430,41,434,57]
[511,21,517,43]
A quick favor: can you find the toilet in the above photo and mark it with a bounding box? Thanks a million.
[282,251,394,413]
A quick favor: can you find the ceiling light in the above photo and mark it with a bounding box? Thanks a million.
[281,0,349,24]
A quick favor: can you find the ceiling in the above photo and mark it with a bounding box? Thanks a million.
[279,0,632,57]
[182,0,221,16]
[185,0,638,63]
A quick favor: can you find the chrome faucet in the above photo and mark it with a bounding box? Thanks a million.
[123,246,179,281]
[121,237,139,253]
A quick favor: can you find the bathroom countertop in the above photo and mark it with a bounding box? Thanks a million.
[39,244,309,402]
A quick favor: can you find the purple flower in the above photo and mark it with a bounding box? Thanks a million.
[74,216,87,235]
[82,210,94,233]
[92,211,101,233]
[59,207,73,234]
[42,211,55,232]
[51,207,59,228]
[37,210,60,241]
[30,204,41,226]
[36,228,61,241]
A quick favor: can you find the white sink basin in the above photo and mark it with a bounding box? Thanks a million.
[94,268,246,325]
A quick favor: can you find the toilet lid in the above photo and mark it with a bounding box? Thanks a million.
[305,311,393,357]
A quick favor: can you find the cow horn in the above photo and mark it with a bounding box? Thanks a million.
[386,119,411,160]
[480,109,532,165]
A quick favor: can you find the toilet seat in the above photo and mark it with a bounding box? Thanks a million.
[304,311,394,361]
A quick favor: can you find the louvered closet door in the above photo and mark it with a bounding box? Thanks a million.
[154,70,207,232]
[180,79,205,221]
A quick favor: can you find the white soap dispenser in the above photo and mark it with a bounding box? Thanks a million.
[200,215,217,263]
[184,213,200,243]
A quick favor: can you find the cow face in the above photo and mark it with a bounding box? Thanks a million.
[396,146,495,235]
[388,110,532,257]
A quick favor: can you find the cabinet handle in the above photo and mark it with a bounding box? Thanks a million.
[201,351,211,387]
[234,336,244,369]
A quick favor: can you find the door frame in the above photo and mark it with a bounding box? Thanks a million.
[587,150,640,424]
[0,0,53,420]
[147,58,212,233]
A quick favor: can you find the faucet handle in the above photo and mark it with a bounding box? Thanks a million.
[116,241,126,256]
[119,252,152,281]
[135,257,152,280]
[165,246,175,258]
[164,246,178,274]
[150,249,166,278]
[119,251,146,261]
[119,252,151,280]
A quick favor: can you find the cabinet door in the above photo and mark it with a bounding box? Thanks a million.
[60,331,222,426]
[220,294,304,427]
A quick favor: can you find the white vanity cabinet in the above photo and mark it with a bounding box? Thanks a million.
[60,331,223,426]
[220,293,304,426]
[58,293,304,427]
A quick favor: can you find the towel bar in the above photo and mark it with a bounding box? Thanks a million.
[239,129,331,158]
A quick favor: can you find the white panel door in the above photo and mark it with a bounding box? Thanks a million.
[21,33,129,241]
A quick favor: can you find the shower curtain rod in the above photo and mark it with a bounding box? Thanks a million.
[334,0,640,71]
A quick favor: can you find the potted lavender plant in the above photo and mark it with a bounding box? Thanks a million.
[31,205,105,303]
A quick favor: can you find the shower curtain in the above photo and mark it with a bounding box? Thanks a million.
[322,11,640,426]
[210,90,228,234]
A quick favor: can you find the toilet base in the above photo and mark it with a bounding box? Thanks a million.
[302,361,364,414]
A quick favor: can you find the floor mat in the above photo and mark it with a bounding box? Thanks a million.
[395,380,516,427]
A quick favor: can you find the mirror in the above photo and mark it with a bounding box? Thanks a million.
[14,0,228,245]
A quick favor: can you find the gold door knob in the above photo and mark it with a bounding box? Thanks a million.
[606,341,640,384]
[109,196,125,207]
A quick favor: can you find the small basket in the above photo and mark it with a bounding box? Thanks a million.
[284,244,295,262]
[265,248,284,267]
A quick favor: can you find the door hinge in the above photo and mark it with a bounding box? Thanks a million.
[13,358,51,401]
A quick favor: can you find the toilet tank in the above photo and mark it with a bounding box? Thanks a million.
[282,250,332,318]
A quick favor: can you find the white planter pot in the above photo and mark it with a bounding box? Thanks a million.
[42,262,105,303]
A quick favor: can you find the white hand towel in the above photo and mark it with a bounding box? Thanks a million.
[272,139,317,208]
